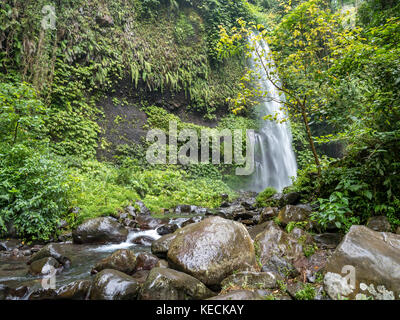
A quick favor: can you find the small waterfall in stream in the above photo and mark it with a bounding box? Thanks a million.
[248,35,297,192]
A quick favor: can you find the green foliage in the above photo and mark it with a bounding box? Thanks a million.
[0,145,71,241]
[312,191,359,232]
[256,186,277,207]
[0,82,48,145]
[294,283,316,300]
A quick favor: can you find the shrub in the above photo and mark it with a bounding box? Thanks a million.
[256,187,277,207]
[0,144,71,241]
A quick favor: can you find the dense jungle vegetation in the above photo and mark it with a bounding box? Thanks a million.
[0,0,399,241]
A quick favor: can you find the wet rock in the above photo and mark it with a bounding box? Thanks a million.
[240,219,255,226]
[28,288,57,300]
[72,217,128,244]
[135,200,150,215]
[126,205,136,218]
[135,252,159,271]
[90,269,140,300]
[277,205,311,226]
[139,267,213,300]
[181,217,200,228]
[29,257,61,275]
[131,236,154,246]
[261,255,299,279]
[0,239,21,251]
[366,216,391,232]
[157,223,178,235]
[175,204,192,214]
[248,221,270,239]
[313,233,342,249]
[151,233,177,258]
[8,286,29,299]
[91,249,137,275]
[397,226,400,235]
[218,204,246,218]
[130,270,150,284]
[325,225,400,299]
[135,216,167,230]
[221,271,278,290]
[259,207,279,224]
[255,221,305,265]
[280,192,301,207]
[0,284,10,299]
[155,259,169,268]
[167,216,256,287]
[207,290,262,300]
[28,243,71,267]
[241,198,256,210]
[56,280,91,300]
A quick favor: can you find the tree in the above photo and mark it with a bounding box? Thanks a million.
[217,0,361,176]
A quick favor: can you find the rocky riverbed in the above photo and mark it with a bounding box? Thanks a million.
[1,194,399,300]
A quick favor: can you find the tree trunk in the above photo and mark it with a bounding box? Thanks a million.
[300,104,321,176]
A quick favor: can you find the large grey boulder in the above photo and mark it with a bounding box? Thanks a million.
[139,268,213,300]
[56,280,91,300]
[325,225,400,300]
[28,243,70,267]
[255,221,304,265]
[72,217,128,244]
[276,205,311,226]
[151,232,177,258]
[91,249,137,275]
[167,216,256,286]
[90,269,139,300]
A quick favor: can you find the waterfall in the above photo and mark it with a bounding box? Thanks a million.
[248,34,297,192]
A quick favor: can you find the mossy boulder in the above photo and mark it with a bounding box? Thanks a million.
[139,267,213,300]
[167,216,257,286]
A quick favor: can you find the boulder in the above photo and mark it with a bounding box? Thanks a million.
[325,225,400,299]
[72,217,128,244]
[56,280,91,300]
[366,216,392,232]
[313,233,342,249]
[151,233,177,258]
[259,207,278,224]
[277,205,311,226]
[255,221,304,265]
[135,216,167,230]
[139,267,213,300]
[130,270,150,284]
[155,259,169,268]
[90,269,140,300]
[135,252,159,271]
[131,236,154,246]
[28,288,57,300]
[207,290,262,300]
[91,249,136,275]
[221,271,278,290]
[261,255,299,279]
[135,200,150,215]
[157,223,178,235]
[28,243,70,267]
[167,217,256,286]
[29,257,61,275]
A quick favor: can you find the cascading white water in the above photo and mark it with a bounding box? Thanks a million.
[248,35,297,192]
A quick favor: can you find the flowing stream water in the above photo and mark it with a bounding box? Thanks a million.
[249,35,297,192]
